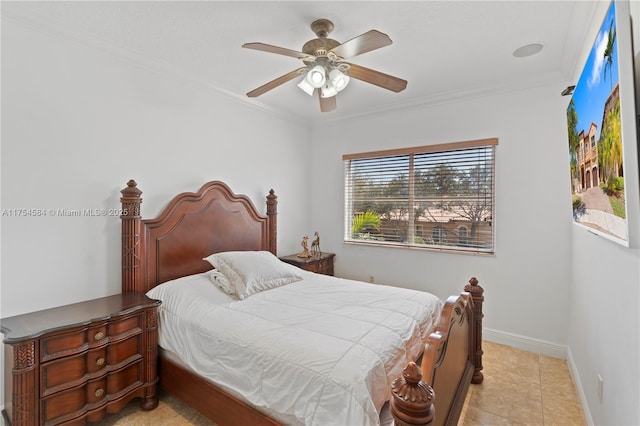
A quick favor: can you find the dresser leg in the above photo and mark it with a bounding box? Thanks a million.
[142,394,159,410]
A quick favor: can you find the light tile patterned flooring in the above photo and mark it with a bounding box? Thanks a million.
[96,341,587,425]
[459,341,586,425]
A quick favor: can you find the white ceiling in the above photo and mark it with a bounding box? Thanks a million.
[2,1,599,123]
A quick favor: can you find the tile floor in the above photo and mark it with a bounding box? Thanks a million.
[459,341,586,425]
[95,341,587,425]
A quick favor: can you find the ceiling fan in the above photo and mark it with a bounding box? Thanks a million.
[242,19,407,112]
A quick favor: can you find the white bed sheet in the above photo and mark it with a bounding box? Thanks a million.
[146,269,442,426]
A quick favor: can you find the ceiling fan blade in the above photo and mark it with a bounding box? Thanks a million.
[329,30,392,59]
[318,92,337,112]
[246,67,307,98]
[345,63,407,93]
[242,42,316,61]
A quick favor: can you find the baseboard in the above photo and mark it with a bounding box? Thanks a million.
[566,348,595,426]
[483,328,567,359]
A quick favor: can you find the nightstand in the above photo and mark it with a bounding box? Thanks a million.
[1,293,161,426]
[279,252,335,276]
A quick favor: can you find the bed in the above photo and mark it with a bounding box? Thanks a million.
[119,179,485,426]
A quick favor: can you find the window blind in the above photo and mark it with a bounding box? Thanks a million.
[344,138,497,254]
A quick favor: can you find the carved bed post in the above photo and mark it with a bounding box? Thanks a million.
[266,189,277,255]
[390,362,435,426]
[464,277,484,384]
[6,341,38,426]
[142,308,159,410]
[121,180,143,294]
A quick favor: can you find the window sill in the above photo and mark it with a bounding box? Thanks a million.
[344,240,494,256]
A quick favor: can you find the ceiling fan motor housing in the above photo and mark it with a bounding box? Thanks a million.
[302,38,341,61]
[302,19,342,64]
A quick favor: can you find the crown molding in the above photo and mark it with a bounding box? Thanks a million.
[311,69,566,127]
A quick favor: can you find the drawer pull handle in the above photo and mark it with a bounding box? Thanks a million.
[94,332,105,341]
[95,388,104,398]
[96,357,105,366]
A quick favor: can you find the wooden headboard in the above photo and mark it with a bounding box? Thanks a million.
[120,180,277,293]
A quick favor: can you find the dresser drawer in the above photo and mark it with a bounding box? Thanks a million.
[40,312,143,364]
[108,313,143,338]
[40,332,143,397]
[107,333,143,366]
[40,325,99,362]
[41,360,144,425]
[40,376,107,426]
[41,347,107,397]
[106,359,144,397]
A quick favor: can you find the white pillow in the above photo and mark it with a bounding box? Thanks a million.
[203,251,302,299]
[209,270,236,295]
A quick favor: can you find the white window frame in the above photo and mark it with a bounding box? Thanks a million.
[343,138,497,254]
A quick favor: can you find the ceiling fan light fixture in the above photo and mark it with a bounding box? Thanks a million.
[297,77,315,96]
[329,68,350,92]
[306,65,326,88]
[320,81,338,98]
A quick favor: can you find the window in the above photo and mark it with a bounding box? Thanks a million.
[344,138,497,254]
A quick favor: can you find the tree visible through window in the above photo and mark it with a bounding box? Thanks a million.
[343,138,497,254]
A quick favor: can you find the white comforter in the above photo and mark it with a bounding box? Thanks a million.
[147,269,442,426]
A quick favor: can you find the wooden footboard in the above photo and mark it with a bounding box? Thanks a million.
[391,280,484,426]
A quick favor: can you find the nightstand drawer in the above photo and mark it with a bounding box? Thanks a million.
[279,252,335,276]
[311,256,333,275]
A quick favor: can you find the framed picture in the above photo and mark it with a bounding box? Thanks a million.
[566,0,638,246]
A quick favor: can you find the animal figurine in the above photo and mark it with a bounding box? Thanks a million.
[298,235,312,258]
[311,231,321,256]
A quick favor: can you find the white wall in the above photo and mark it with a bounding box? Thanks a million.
[0,15,312,408]
[308,84,573,351]
[0,17,311,318]
[567,1,640,425]
[569,236,639,425]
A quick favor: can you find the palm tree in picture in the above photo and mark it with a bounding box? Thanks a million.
[603,20,617,91]
[599,102,622,180]
[567,99,581,191]
[608,102,623,178]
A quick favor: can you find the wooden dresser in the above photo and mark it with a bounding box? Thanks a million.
[1,293,161,426]
[279,252,335,276]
